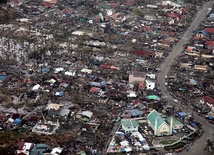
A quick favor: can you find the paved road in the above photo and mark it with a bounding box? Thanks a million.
[156,1,214,155]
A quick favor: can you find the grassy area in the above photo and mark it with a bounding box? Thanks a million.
[58,123,72,131]
[20,127,28,133]
[159,140,177,145]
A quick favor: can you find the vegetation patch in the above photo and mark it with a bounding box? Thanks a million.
[164,142,186,150]
[160,140,177,145]
[189,132,198,139]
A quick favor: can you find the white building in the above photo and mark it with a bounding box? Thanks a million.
[121,119,140,133]
[145,79,155,90]
[147,110,172,136]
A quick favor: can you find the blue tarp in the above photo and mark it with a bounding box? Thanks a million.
[179,88,186,91]
[129,109,143,117]
[101,81,107,86]
[196,30,208,36]
[58,91,64,97]
[14,118,21,125]
[121,148,126,152]
[119,32,126,35]
[208,115,213,120]
[0,75,7,81]
[138,60,145,63]
[90,75,95,79]
[127,105,132,109]
[177,112,187,117]
[190,79,197,84]
[42,67,50,73]
[141,139,147,143]
[191,122,197,127]
[90,82,101,87]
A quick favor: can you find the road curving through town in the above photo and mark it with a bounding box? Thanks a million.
[156,1,214,155]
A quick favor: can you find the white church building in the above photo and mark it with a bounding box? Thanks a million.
[147,109,173,136]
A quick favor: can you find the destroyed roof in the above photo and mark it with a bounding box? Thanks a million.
[90,87,100,92]
[167,12,181,18]
[17,142,34,151]
[82,111,93,118]
[43,0,58,4]
[201,96,214,105]
[131,71,146,78]
[132,50,155,56]
[161,31,175,35]
[46,103,64,110]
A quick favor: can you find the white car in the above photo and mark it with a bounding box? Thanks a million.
[173,99,178,103]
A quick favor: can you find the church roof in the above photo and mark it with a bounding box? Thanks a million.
[147,109,165,129]
[166,116,183,126]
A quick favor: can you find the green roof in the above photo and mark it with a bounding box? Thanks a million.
[79,151,86,155]
[147,110,165,128]
[166,116,183,126]
[147,95,160,100]
[121,119,139,128]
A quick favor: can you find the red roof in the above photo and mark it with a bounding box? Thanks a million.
[0,116,4,121]
[23,78,32,83]
[41,2,53,7]
[17,142,25,150]
[201,96,214,105]
[90,87,100,92]
[29,116,39,122]
[100,64,111,69]
[204,28,214,33]
[194,36,210,41]
[126,1,135,5]
[110,13,121,19]
[143,26,153,32]
[132,50,155,57]
[111,3,118,7]
[131,99,141,105]
[161,31,175,35]
[205,41,214,45]
[138,82,144,89]
[167,13,180,18]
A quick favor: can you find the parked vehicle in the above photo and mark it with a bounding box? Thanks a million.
[175,148,183,152]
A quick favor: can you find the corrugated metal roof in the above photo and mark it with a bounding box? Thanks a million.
[121,119,139,128]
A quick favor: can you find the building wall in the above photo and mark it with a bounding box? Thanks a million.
[129,75,145,83]
[122,125,138,133]
[157,123,170,136]
[173,124,183,130]
[145,80,155,90]
[147,120,155,131]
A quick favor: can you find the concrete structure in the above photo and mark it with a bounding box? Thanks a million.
[129,71,146,83]
[145,79,155,90]
[32,120,60,135]
[16,142,34,155]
